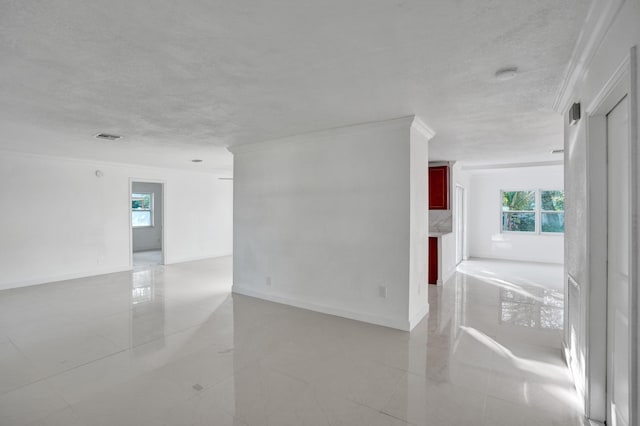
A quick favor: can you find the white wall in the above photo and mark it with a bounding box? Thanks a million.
[0,151,233,290]
[467,165,564,264]
[132,182,163,252]
[231,117,433,331]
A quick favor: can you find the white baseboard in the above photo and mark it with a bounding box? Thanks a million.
[232,283,411,331]
[0,254,233,291]
[0,265,132,291]
[409,303,430,330]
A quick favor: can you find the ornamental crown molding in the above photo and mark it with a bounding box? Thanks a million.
[552,0,626,113]
[227,116,434,155]
[411,117,436,140]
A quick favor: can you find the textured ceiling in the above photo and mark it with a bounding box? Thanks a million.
[0,0,590,170]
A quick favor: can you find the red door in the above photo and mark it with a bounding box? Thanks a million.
[428,237,438,284]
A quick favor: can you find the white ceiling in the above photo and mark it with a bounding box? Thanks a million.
[0,0,590,171]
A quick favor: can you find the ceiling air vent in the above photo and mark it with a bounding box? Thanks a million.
[94,133,122,141]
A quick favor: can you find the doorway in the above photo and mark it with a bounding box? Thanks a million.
[455,184,465,265]
[130,181,164,269]
[606,94,631,426]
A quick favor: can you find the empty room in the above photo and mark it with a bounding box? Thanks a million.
[1,1,639,425]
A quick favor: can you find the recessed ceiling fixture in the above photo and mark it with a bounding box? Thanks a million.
[495,67,518,81]
[551,149,564,154]
[191,159,203,163]
[94,133,122,141]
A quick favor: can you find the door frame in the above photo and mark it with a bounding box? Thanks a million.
[455,184,465,265]
[129,178,167,268]
[583,47,638,424]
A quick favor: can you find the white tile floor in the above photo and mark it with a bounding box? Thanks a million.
[133,250,163,270]
[0,257,584,426]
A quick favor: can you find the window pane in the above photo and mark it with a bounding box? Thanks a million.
[502,212,535,232]
[541,190,564,211]
[502,191,535,211]
[132,193,151,210]
[132,211,151,227]
[541,212,564,233]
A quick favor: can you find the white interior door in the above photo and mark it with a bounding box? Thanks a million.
[606,95,630,426]
[455,185,464,265]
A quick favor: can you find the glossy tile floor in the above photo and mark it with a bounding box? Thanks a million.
[0,257,583,425]
[133,250,163,270]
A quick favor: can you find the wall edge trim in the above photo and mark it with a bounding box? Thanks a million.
[409,303,430,330]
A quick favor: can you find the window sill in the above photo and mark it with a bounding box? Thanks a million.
[500,231,564,235]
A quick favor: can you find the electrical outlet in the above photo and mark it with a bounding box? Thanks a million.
[266,277,272,287]
[378,286,387,298]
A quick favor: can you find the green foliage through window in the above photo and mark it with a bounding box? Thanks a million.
[541,190,564,233]
[541,191,564,211]
[132,194,151,210]
[502,191,536,212]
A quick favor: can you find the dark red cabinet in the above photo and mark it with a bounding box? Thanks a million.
[429,166,449,210]
[428,237,438,285]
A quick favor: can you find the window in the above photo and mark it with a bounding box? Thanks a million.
[501,191,536,232]
[540,190,565,233]
[132,193,153,227]
[501,190,564,234]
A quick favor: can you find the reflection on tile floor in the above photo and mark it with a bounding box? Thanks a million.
[0,257,583,425]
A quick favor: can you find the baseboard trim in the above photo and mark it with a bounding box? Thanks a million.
[232,283,411,331]
[466,255,564,266]
[164,253,232,265]
[437,267,457,286]
[0,265,132,291]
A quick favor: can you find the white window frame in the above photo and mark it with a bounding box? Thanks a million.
[132,192,154,228]
[500,189,564,235]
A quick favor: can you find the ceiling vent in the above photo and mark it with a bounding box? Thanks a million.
[95,133,122,141]
[551,149,564,154]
